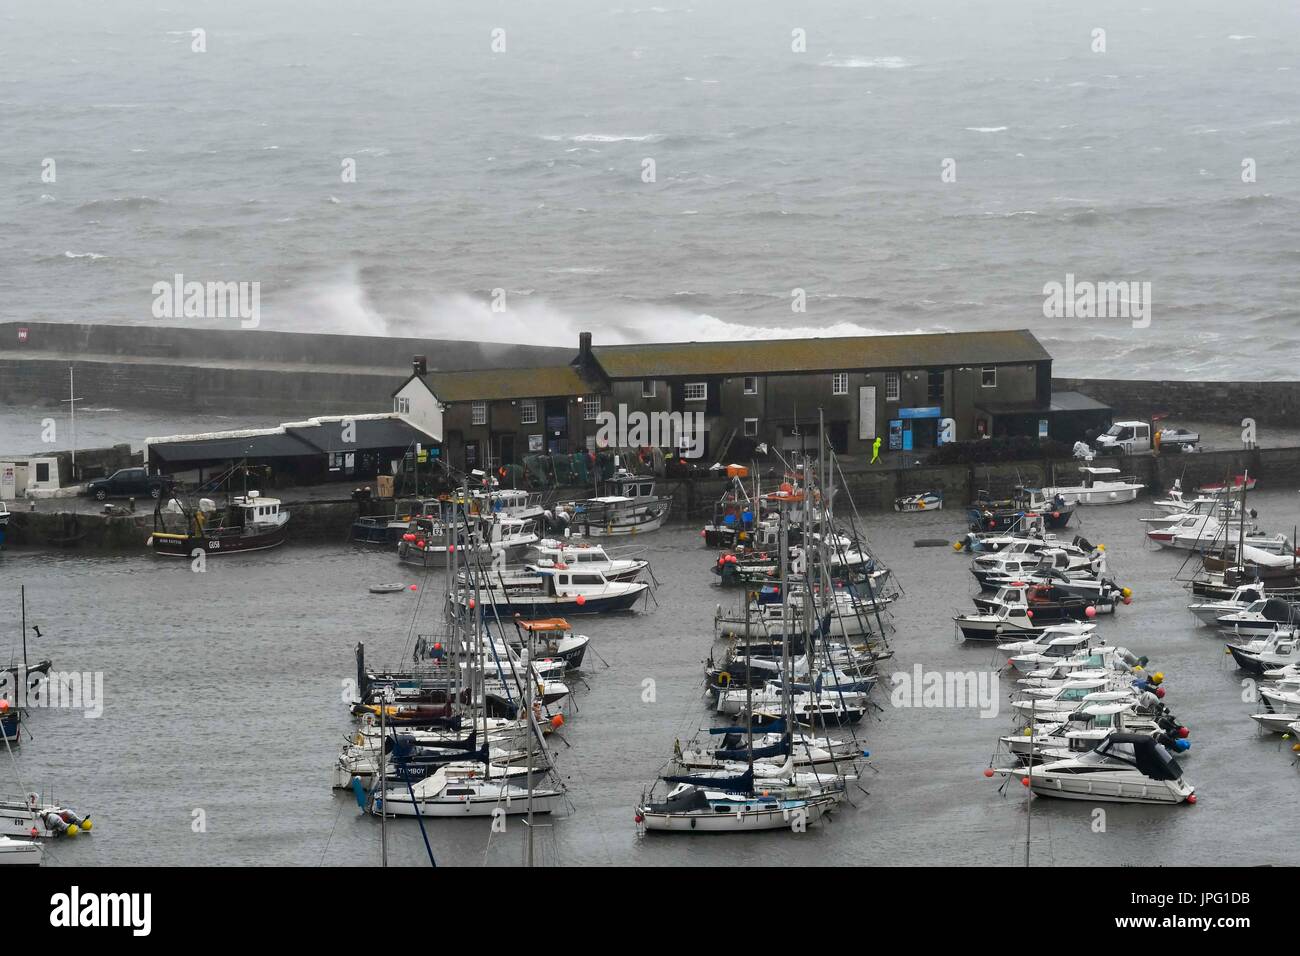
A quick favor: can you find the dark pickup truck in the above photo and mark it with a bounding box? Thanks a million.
[85,468,175,501]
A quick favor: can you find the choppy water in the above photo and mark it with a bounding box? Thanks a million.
[5,490,1298,867]
[3,0,1300,378]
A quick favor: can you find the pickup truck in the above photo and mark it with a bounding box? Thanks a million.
[84,468,175,501]
[1156,427,1201,451]
[1094,421,1152,455]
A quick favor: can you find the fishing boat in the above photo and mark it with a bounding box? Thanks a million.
[994,734,1195,804]
[150,491,289,556]
[553,470,671,538]
[1042,466,1144,506]
[527,538,648,582]
[398,508,538,567]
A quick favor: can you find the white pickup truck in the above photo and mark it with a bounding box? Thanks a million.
[1094,421,1200,455]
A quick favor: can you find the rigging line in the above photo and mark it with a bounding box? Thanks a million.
[316,791,350,867]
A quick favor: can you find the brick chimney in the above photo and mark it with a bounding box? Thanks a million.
[413,355,427,377]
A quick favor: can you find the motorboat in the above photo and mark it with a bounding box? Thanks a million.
[456,566,649,615]
[1146,512,1286,553]
[0,836,41,866]
[995,734,1195,804]
[1248,711,1300,734]
[1188,584,1266,625]
[1042,466,1144,506]
[1215,598,1300,639]
[1225,628,1300,674]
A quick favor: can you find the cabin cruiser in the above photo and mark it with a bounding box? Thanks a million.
[999,702,1187,762]
[1146,512,1285,553]
[1042,466,1144,506]
[1188,584,1266,625]
[1002,633,1096,674]
[1225,627,1300,674]
[956,604,1049,642]
[975,581,1115,621]
[996,734,1195,804]
[1248,710,1300,734]
[0,836,41,866]
[1215,598,1300,639]
[551,470,671,538]
[1010,678,1137,719]
[456,566,648,615]
[970,538,1101,587]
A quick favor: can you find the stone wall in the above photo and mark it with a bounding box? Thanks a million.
[1053,377,1300,427]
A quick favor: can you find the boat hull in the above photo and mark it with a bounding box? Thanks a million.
[150,524,288,556]
[636,796,834,832]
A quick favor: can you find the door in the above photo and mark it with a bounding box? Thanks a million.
[858,386,876,440]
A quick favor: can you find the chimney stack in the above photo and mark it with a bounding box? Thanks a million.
[578,331,592,362]
[413,355,427,377]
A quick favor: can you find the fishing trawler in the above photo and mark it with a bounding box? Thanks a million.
[150,491,289,556]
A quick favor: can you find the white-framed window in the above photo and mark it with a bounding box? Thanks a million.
[743,376,758,395]
[832,372,849,396]
[520,399,538,424]
[684,382,707,402]
[982,366,997,388]
[885,372,901,401]
[744,417,759,437]
[471,401,487,426]
[395,397,411,414]
[583,394,601,421]
[642,379,655,398]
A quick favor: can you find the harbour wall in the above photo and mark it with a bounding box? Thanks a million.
[8,445,1295,551]
[1052,377,1300,427]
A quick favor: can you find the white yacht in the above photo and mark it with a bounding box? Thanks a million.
[997,734,1195,804]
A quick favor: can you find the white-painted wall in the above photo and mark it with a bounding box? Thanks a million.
[393,378,443,443]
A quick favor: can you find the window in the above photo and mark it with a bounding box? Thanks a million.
[35,462,50,483]
[744,417,759,437]
[394,397,411,414]
[885,372,900,401]
[684,382,707,402]
[981,367,997,388]
[583,394,600,421]
[471,401,487,426]
[520,399,537,425]
[743,376,758,395]
[642,379,655,398]
[832,372,849,395]
[927,370,945,404]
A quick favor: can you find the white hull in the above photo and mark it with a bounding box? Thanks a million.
[1026,773,1193,804]
[0,837,42,866]
[374,790,561,817]
[637,796,833,832]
